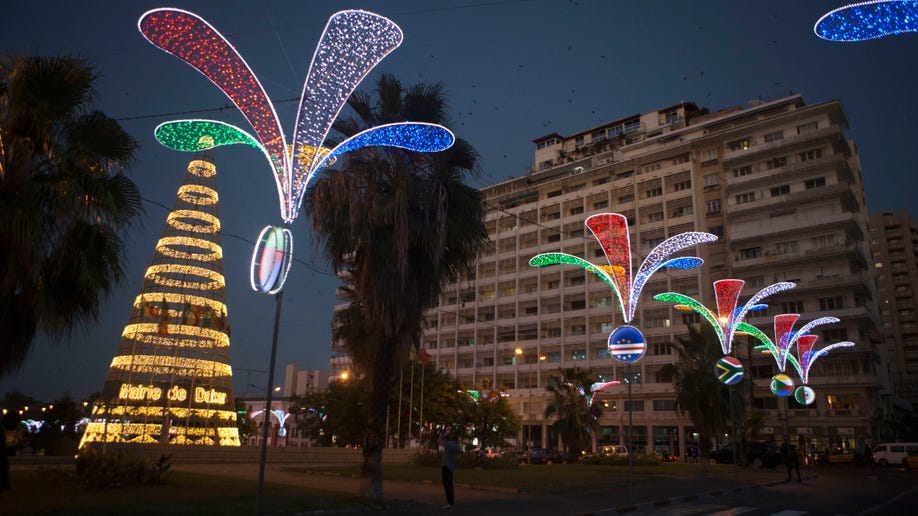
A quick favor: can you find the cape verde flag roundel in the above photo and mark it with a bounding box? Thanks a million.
[715,356,744,385]
[608,325,646,364]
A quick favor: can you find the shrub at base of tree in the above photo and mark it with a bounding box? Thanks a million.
[75,449,173,488]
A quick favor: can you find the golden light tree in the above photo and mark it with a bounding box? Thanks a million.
[80,138,239,447]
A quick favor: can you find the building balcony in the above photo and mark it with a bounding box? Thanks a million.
[728,211,861,243]
[721,126,842,166]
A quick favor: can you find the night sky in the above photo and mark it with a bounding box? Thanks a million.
[2,0,916,402]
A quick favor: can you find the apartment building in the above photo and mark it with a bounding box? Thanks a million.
[416,94,884,456]
[869,211,918,411]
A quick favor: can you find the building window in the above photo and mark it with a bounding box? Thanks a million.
[805,177,827,189]
[600,322,614,333]
[624,400,644,412]
[643,162,662,173]
[800,149,823,162]
[813,234,837,248]
[545,351,561,363]
[643,236,665,248]
[539,160,552,170]
[774,241,798,255]
[727,138,752,151]
[595,347,612,359]
[701,148,718,163]
[592,129,607,141]
[570,349,586,361]
[647,211,664,223]
[703,174,720,187]
[672,206,693,217]
[770,184,790,197]
[570,206,584,215]
[764,130,784,142]
[547,234,561,243]
[739,247,761,260]
[705,199,722,214]
[653,341,672,355]
[575,135,585,148]
[764,156,787,169]
[624,118,641,133]
[595,296,612,307]
[672,153,690,165]
[593,177,609,186]
[735,192,756,204]
[593,200,609,209]
[618,194,634,203]
[819,296,844,310]
[673,180,691,192]
[780,301,805,313]
[536,138,557,149]
[733,166,752,177]
[653,399,676,411]
[645,187,662,198]
[797,121,818,134]
[664,111,680,125]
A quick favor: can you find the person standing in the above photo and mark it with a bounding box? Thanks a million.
[782,442,801,482]
[439,428,459,509]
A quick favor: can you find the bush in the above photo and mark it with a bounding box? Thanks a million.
[409,450,519,469]
[75,449,173,488]
[581,452,661,466]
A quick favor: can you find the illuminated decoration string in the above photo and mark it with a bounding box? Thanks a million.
[814,1,918,41]
[140,8,456,294]
[531,213,716,364]
[586,380,621,407]
[80,145,239,449]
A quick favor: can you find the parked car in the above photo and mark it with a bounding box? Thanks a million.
[524,448,567,464]
[827,448,856,464]
[872,442,918,466]
[708,441,782,468]
[598,444,629,457]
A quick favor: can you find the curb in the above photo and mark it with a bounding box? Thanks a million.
[580,474,818,515]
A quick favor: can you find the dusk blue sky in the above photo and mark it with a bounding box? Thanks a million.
[2,0,916,402]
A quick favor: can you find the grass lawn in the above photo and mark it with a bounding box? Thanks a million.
[3,467,400,515]
[286,462,736,493]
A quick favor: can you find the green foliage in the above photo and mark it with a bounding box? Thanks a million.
[74,449,172,488]
[409,450,519,469]
[660,324,738,459]
[0,55,141,377]
[388,362,467,448]
[543,367,603,456]
[461,392,520,450]
[581,452,661,466]
[290,377,369,447]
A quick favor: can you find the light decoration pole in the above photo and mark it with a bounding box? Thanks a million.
[654,279,794,478]
[815,1,918,42]
[530,212,716,503]
[138,9,455,513]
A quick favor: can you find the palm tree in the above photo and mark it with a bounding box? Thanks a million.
[0,55,141,376]
[543,367,603,457]
[660,324,739,468]
[305,74,487,498]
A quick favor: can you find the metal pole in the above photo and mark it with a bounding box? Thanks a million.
[730,386,737,485]
[627,362,633,506]
[255,290,284,515]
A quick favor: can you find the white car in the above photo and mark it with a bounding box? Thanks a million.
[599,444,629,456]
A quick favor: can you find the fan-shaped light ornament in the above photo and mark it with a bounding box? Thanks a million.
[715,356,744,385]
[140,8,455,294]
[794,385,816,406]
[815,1,918,42]
[742,314,855,400]
[530,213,717,364]
[654,280,795,378]
[770,374,794,397]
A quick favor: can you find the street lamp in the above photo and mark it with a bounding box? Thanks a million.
[340,371,350,381]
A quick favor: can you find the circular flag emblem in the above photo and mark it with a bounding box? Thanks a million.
[770,374,794,397]
[250,225,293,294]
[607,325,646,364]
[794,385,815,405]
[715,356,744,385]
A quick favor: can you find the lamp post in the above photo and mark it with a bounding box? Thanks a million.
[535,353,546,451]
[514,347,524,458]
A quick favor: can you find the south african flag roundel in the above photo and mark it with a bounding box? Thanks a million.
[715,356,744,385]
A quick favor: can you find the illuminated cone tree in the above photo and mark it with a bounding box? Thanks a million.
[80,141,239,448]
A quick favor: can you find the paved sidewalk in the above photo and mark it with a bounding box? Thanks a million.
[174,462,810,515]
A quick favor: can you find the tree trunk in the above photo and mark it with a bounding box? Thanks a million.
[361,353,395,499]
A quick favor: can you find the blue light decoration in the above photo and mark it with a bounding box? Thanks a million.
[530,213,717,365]
[815,1,918,41]
[654,279,796,383]
[140,8,455,294]
[738,314,855,404]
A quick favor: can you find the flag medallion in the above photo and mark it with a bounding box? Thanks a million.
[715,356,744,385]
[770,374,794,397]
[607,325,646,364]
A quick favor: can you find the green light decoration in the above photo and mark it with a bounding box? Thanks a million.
[529,252,617,290]
[155,119,265,152]
[736,321,802,375]
[653,292,727,348]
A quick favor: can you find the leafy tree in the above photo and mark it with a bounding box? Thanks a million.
[543,367,603,456]
[0,55,141,376]
[660,324,738,467]
[388,361,467,449]
[463,391,520,450]
[305,74,487,498]
[234,398,258,443]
